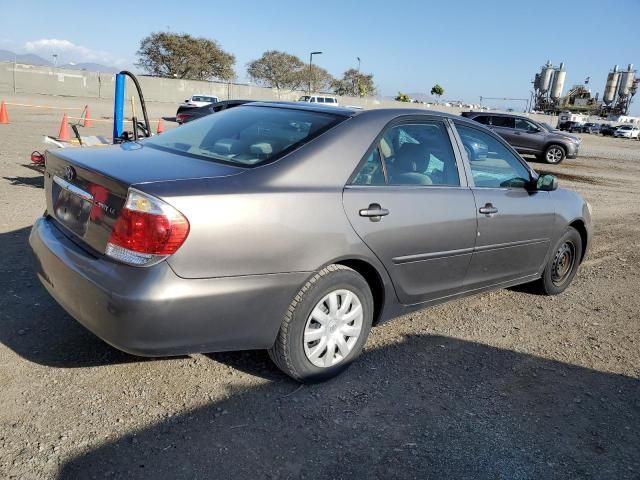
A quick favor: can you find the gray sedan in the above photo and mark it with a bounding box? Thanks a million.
[30,103,592,382]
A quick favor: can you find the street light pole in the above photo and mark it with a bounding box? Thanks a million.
[357,57,361,96]
[309,51,322,95]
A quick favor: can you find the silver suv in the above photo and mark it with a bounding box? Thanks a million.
[462,112,581,164]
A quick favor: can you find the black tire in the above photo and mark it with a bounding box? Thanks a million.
[535,227,583,295]
[268,264,374,383]
[544,144,566,164]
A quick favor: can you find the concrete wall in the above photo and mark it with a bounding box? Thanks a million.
[0,61,558,124]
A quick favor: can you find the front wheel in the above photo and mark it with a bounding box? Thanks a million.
[544,144,566,164]
[269,265,374,382]
[535,227,583,295]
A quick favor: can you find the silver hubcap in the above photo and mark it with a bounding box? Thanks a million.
[546,147,563,163]
[303,289,363,368]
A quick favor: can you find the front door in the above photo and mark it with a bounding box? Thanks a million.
[454,122,554,288]
[343,119,477,305]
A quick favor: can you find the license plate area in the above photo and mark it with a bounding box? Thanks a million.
[52,176,94,237]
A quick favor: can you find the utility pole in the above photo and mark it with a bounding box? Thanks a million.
[309,51,322,95]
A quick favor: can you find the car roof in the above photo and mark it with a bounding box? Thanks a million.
[246,101,357,116]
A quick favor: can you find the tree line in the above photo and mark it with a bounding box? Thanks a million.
[136,32,376,97]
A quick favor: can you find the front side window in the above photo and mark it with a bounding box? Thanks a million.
[456,124,532,189]
[145,105,344,167]
[473,115,490,125]
[515,118,539,132]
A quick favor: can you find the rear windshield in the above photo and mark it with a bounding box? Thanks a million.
[145,105,345,167]
[192,96,217,102]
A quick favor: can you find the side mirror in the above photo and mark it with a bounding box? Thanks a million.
[536,174,558,191]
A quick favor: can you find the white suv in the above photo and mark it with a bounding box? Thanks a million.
[182,95,220,108]
[298,95,339,106]
[614,125,640,139]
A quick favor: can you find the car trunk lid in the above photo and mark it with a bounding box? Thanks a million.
[44,143,244,255]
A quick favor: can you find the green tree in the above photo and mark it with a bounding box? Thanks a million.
[332,69,376,97]
[247,50,306,91]
[395,91,410,102]
[430,83,445,101]
[301,64,335,93]
[136,32,235,81]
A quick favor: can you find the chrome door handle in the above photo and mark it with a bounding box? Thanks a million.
[359,203,389,222]
[479,203,498,215]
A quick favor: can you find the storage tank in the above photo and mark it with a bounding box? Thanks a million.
[550,63,566,100]
[539,61,554,93]
[603,65,620,105]
[618,64,636,97]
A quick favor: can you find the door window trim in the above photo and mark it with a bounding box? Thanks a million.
[347,115,469,188]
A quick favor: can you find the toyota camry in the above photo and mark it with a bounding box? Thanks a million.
[30,102,591,382]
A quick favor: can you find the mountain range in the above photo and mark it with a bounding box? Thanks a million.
[0,49,118,72]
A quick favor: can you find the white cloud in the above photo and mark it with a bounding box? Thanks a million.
[23,38,127,66]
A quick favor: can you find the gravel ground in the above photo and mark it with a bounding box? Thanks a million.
[1,97,639,479]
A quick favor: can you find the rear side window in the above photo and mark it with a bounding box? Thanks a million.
[352,149,386,185]
[352,121,460,187]
[145,106,344,167]
[491,116,515,128]
[316,97,325,103]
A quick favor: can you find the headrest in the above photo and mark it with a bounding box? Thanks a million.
[395,143,428,172]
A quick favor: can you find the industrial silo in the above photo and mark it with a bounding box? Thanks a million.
[539,61,554,94]
[550,63,566,100]
[618,64,636,97]
[603,65,620,105]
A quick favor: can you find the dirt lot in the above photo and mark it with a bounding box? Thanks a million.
[1,98,639,479]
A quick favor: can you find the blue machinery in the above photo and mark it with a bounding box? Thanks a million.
[112,71,152,143]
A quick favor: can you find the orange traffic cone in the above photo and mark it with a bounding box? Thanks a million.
[0,101,9,124]
[156,118,165,134]
[82,105,93,127]
[58,113,70,141]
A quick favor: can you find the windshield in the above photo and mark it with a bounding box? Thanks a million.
[540,122,555,132]
[298,96,311,101]
[145,105,345,167]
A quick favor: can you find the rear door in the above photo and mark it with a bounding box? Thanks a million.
[343,117,477,305]
[453,122,554,288]
[489,115,520,149]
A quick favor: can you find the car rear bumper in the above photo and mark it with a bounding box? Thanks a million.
[30,216,309,356]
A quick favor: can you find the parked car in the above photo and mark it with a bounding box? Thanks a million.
[30,104,591,382]
[176,99,253,124]
[600,124,619,136]
[582,123,601,134]
[557,121,583,132]
[614,125,640,139]
[181,94,219,108]
[461,111,581,164]
[298,95,339,106]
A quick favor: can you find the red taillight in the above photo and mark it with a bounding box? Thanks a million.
[176,113,192,124]
[105,190,189,266]
[109,208,189,255]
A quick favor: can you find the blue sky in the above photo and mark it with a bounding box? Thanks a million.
[2,0,639,113]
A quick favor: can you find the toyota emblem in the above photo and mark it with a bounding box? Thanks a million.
[63,166,76,182]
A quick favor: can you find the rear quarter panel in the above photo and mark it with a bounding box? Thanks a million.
[138,110,397,280]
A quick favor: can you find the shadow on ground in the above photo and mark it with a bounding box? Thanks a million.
[58,334,640,479]
[0,226,164,368]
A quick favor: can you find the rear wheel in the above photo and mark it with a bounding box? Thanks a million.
[535,226,583,295]
[544,144,566,164]
[268,265,373,382]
